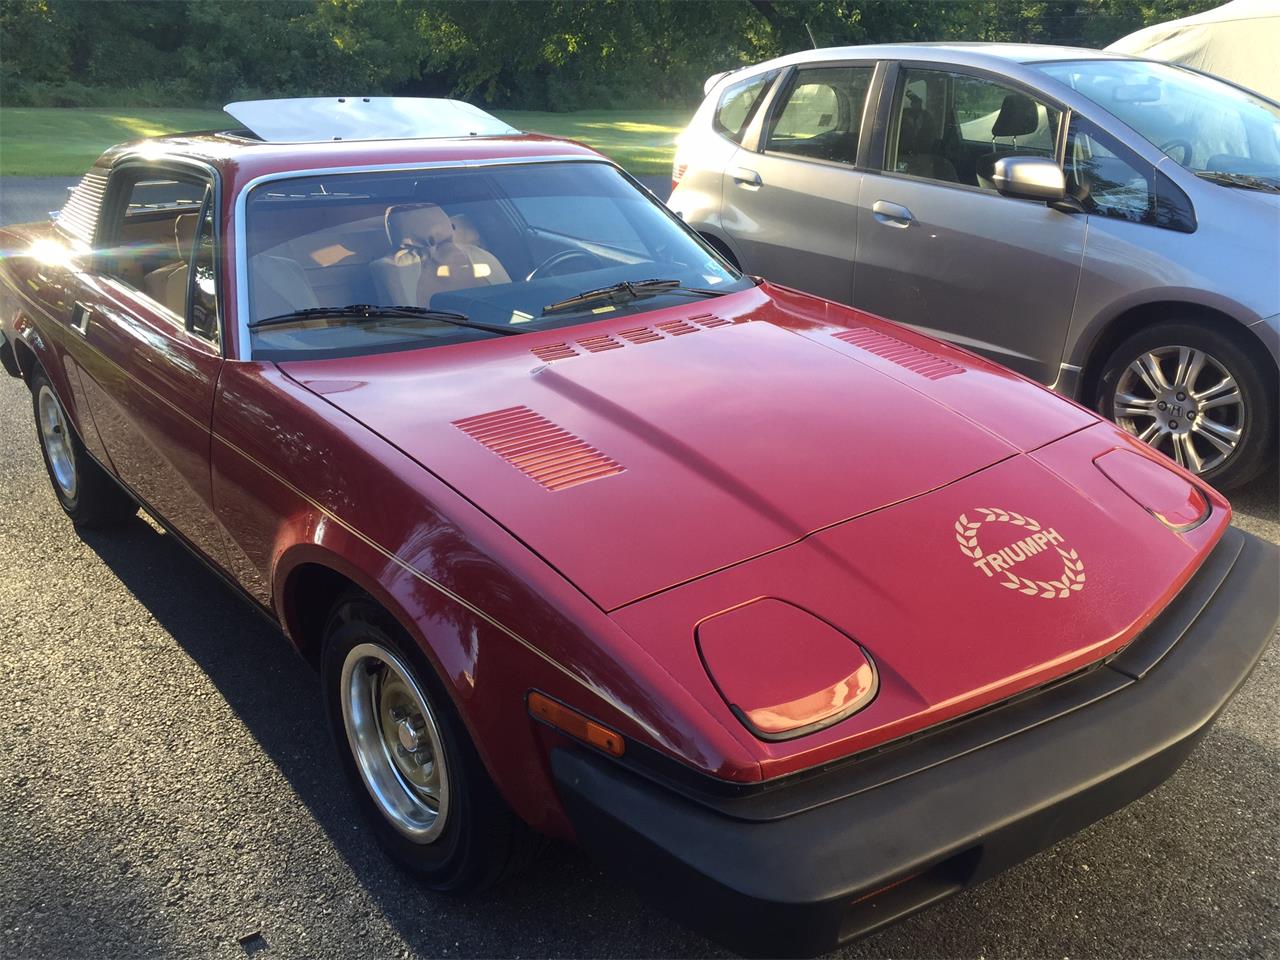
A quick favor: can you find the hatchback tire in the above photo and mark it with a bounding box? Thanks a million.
[1096,321,1274,490]
[30,368,136,527]
[321,592,538,891]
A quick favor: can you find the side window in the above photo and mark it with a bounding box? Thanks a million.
[1065,117,1152,221]
[101,170,208,319]
[764,65,873,165]
[888,68,1061,189]
[188,189,220,343]
[1064,116,1195,232]
[714,72,774,143]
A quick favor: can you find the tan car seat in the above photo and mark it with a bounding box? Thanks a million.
[249,254,320,321]
[449,213,482,246]
[370,203,509,307]
[142,213,199,315]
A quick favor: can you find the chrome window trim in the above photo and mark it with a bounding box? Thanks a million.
[232,154,623,361]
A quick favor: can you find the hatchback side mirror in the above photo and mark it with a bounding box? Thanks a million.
[992,156,1067,202]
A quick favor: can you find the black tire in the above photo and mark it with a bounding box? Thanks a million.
[1096,321,1276,491]
[321,592,539,892]
[29,368,137,527]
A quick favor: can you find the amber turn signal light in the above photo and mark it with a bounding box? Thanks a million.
[527,691,625,757]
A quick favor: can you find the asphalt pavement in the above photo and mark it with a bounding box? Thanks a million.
[1,176,1277,960]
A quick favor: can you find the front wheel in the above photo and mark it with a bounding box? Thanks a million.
[30,369,136,527]
[1096,322,1275,489]
[321,594,537,891]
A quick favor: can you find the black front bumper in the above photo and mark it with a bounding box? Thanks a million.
[552,526,1279,957]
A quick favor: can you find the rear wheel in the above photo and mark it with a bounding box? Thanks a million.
[30,369,136,527]
[321,593,538,891]
[1096,322,1274,490]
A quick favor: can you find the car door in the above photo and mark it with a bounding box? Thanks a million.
[721,62,877,304]
[69,162,228,564]
[852,64,1086,384]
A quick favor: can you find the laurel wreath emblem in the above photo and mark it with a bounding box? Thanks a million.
[954,507,1085,599]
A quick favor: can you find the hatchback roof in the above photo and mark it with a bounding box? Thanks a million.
[760,40,1133,71]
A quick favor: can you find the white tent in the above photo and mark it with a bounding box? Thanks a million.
[1107,0,1280,102]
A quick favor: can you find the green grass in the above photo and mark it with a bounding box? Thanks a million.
[0,108,232,176]
[0,106,690,177]
[494,109,689,175]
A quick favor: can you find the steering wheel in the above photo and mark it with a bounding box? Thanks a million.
[1159,138,1194,166]
[526,249,607,282]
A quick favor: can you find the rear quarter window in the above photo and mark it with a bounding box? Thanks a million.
[714,71,775,143]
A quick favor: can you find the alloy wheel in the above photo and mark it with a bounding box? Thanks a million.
[37,385,77,500]
[1112,345,1244,475]
[340,642,450,843]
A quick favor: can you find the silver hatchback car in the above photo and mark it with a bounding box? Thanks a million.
[671,43,1280,489]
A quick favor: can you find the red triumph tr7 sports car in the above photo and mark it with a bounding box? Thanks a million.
[1,97,1276,957]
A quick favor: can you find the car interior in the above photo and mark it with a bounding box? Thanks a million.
[97,162,743,360]
[106,178,207,315]
[891,71,1058,188]
[233,163,746,359]
[765,67,872,165]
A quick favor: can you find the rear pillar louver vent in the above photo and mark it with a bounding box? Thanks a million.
[453,406,624,491]
[832,327,964,381]
[55,170,108,245]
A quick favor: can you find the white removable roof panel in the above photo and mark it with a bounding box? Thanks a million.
[223,97,520,143]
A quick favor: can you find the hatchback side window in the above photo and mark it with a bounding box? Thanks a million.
[1065,117,1152,222]
[888,68,1060,189]
[764,66,874,165]
[1064,116,1195,231]
[714,72,775,143]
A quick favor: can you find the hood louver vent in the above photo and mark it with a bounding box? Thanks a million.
[528,313,739,364]
[832,327,963,381]
[656,318,699,336]
[453,406,624,491]
[576,334,626,353]
[531,342,579,362]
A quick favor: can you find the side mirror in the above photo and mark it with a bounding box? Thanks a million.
[992,156,1066,202]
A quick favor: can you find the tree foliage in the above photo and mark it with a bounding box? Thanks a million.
[0,0,1218,109]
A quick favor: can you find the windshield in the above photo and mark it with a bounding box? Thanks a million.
[243,161,750,360]
[1037,59,1280,180]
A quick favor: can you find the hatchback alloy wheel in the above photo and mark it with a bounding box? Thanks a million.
[1112,345,1245,476]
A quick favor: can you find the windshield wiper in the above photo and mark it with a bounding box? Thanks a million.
[249,304,522,336]
[542,279,726,315]
[1194,170,1280,193]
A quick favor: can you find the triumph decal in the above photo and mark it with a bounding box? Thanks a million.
[955,508,1085,599]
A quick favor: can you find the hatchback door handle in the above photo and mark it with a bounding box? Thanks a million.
[731,167,762,188]
[872,200,913,227]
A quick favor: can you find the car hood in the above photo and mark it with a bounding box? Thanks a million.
[282,284,1096,610]
[612,421,1231,778]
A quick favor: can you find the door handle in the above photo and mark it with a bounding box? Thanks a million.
[70,301,92,335]
[730,167,763,188]
[872,200,914,227]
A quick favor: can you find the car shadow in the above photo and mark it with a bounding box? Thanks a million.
[73,512,728,958]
